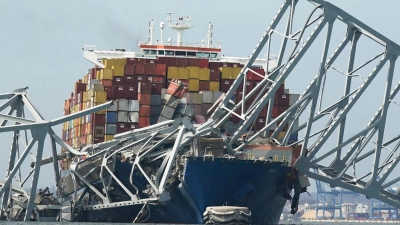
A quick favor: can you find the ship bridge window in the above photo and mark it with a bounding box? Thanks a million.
[165,50,174,56]
[175,51,186,56]
[144,50,150,55]
[210,53,217,58]
[187,51,196,57]
[158,50,165,55]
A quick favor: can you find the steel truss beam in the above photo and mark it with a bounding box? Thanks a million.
[0,88,111,221]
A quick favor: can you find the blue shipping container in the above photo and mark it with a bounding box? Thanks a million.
[106,112,118,124]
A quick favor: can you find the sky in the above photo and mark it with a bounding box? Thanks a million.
[0,0,400,193]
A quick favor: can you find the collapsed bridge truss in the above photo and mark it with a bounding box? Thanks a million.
[1,0,400,221]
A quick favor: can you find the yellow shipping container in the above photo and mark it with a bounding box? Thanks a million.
[209,81,220,91]
[96,70,101,80]
[178,67,189,79]
[232,67,242,79]
[114,58,127,66]
[104,135,114,141]
[93,103,106,114]
[188,79,199,92]
[74,105,79,113]
[63,122,67,131]
[277,131,286,140]
[94,91,107,103]
[167,67,179,79]
[199,68,211,81]
[83,91,87,103]
[100,69,113,80]
[188,67,200,79]
[102,58,115,69]
[86,134,92,145]
[220,67,234,79]
[112,65,125,77]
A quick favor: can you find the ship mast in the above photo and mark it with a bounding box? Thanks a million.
[165,12,192,46]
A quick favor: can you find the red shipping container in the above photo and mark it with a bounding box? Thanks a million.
[123,75,135,85]
[199,81,210,91]
[135,64,145,74]
[139,117,151,128]
[254,117,266,131]
[178,58,188,67]
[155,64,167,76]
[259,105,269,117]
[100,80,112,87]
[138,81,152,94]
[93,137,104,144]
[166,57,179,67]
[90,68,97,79]
[75,82,86,93]
[113,85,126,98]
[134,75,148,85]
[156,57,167,64]
[139,105,151,116]
[104,86,114,99]
[247,68,265,81]
[209,62,223,69]
[126,122,138,131]
[113,76,123,85]
[275,93,289,106]
[277,84,285,94]
[126,58,136,65]
[188,58,199,67]
[138,93,152,105]
[166,80,180,95]
[198,59,209,68]
[152,83,163,95]
[278,105,289,115]
[149,76,166,84]
[272,105,279,118]
[125,86,137,100]
[124,64,135,76]
[144,63,155,75]
[117,123,127,133]
[221,79,233,92]
[210,69,220,81]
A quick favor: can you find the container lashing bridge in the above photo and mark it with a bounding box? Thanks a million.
[1,0,400,221]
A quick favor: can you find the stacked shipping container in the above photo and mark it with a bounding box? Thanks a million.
[62,57,299,148]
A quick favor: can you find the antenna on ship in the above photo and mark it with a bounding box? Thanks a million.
[160,22,165,44]
[164,12,192,46]
[207,22,213,48]
[149,19,155,45]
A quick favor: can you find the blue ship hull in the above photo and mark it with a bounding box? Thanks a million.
[77,157,291,224]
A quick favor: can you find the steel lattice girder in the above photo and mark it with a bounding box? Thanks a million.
[205,0,400,209]
[0,88,112,221]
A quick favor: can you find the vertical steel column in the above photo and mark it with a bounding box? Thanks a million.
[0,101,22,219]
[24,129,46,221]
[332,30,361,169]
[299,15,335,158]
[51,138,60,186]
[369,53,397,187]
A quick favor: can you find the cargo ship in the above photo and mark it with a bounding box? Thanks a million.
[59,14,304,224]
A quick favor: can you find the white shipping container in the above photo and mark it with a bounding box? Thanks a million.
[161,88,167,99]
[212,91,225,103]
[108,100,118,112]
[180,97,187,104]
[105,124,117,135]
[284,89,290,94]
[161,105,175,119]
[201,91,213,103]
[117,99,129,111]
[289,94,300,106]
[158,116,171,123]
[88,79,100,86]
[163,94,180,108]
[129,100,140,112]
[117,111,128,122]
[128,112,139,123]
